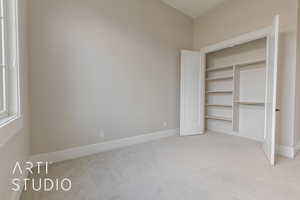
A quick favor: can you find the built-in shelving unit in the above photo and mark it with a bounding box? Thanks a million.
[205,55,267,133]
[205,62,234,126]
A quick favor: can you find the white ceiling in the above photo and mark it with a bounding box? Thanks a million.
[161,0,227,18]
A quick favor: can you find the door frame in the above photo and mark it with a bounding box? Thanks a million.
[200,27,272,54]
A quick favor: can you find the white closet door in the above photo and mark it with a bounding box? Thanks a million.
[263,16,280,165]
[180,50,205,136]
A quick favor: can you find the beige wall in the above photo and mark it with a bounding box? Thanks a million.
[295,0,300,146]
[0,0,30,199]
[193,0,298,147]
[193,0,297,49]
[28,0,193,154]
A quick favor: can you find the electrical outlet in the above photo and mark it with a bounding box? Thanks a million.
[99,129,105,138]
[163,122,167,127]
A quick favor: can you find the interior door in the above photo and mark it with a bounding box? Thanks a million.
[180,50,205,136]
[263,16,280,165]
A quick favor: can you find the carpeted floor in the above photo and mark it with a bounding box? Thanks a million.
[21,132,300,200]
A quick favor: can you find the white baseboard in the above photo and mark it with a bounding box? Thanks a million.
[276,145,295,159]
[30,129,178,166]
[10,170,28,200]
[28,129,297,168]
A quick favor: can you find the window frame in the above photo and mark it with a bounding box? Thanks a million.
[0,0,8,118]
[0,0,21,126]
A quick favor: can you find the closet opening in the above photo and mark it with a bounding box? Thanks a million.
[205,38,267,142]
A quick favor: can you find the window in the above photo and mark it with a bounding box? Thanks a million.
[0,0,7,117]
[0,0,20,123]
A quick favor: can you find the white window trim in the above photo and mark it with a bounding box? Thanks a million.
[0,0,22,146]
[0,0,8,117]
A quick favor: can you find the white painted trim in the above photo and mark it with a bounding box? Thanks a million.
[0,0,22,147]
[201,27,271,54]
[276,145,295,159]
[29,129,178,166]
[200,51,206,131]
[10,170,28,200]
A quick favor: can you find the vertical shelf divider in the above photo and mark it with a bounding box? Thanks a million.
[203,54,207,132]
[232,65,240,132]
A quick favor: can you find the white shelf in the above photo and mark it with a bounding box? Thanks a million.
[206,104,232,108]
[206,59,266,72]
[205,115,232,122]
[206,90,233,94]
[235,101,265,106]
[236,59,266,68]
[206,65,233,72]
[206,75,233,81]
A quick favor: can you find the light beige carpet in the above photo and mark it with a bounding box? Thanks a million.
[21,132,300,200]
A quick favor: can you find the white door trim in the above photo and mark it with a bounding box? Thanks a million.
[201,27,272,54]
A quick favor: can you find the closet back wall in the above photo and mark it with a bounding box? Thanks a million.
[28,0,193,154]
[194,0,298,148]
